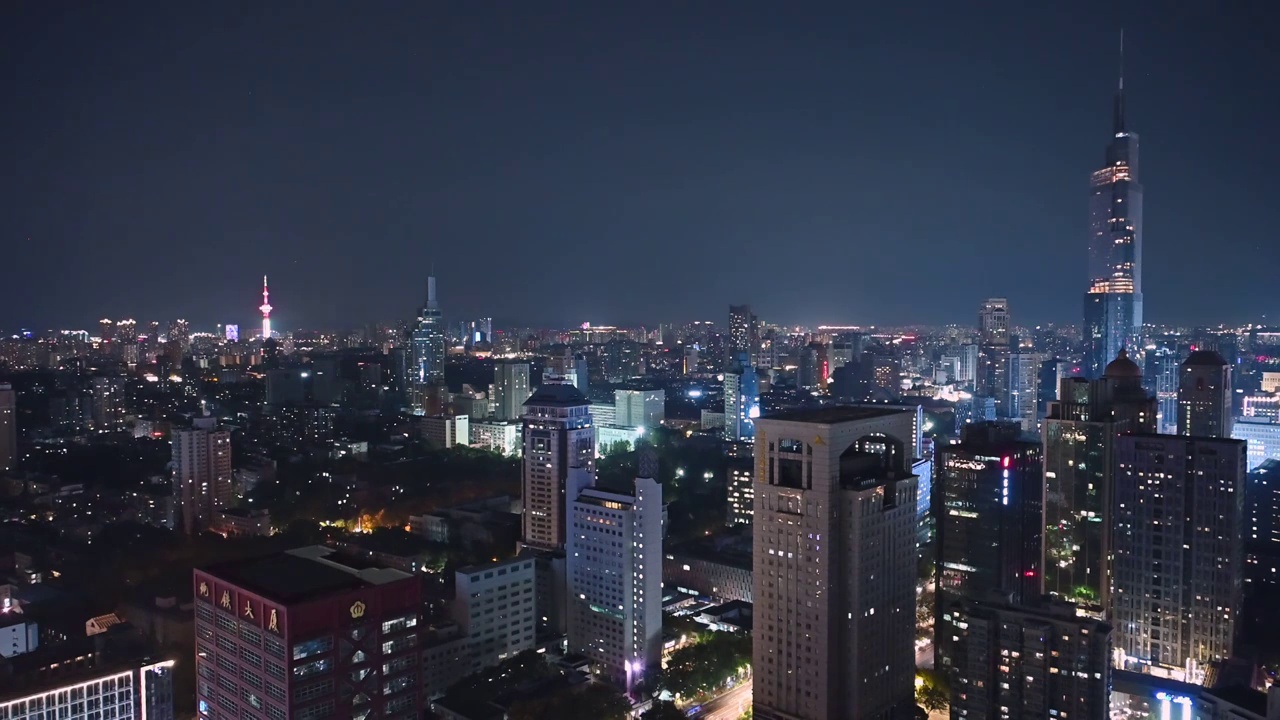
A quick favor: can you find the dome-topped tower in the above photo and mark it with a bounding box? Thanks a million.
[1104,349,1141,380]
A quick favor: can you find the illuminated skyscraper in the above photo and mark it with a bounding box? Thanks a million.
[727,304,757,368]
[1112,434,1245,681]
[409,276,446,407]
[978,298,1011,415]
[1083,37,1143,377]
[1041,350,1155,610]
[934,422,1043,672]
[1006,352,1045,431]
[752,407,919,719]
[1144,346,1180,434]
[978,297,1010,346]
[520,382,594,551]
[258,275,273,339]
[724,353,759,442]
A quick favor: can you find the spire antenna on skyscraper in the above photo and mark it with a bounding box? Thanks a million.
[1114,29,1126,134]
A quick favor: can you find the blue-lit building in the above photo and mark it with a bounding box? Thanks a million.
[1083,59,1144,378]
[1145,345,1181,434]
[723,352,759,442]
[409,276,446,407]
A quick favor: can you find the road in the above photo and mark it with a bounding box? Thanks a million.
[696,680,752,720]
[916,641,934,669]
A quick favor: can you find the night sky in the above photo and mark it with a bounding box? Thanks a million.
[3,1,1277,331]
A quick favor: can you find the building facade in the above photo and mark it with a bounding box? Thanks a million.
[1145,347,1181,434]
[409,276,446,409]
[614,388,665,429]
[451,558,537,674]
[521,383,594,551]
[944,594,1112,720]
[469,419,520,457]
[727,304,757,369]
[0,657,175,720]
[726,460,753,527]
[1041,352,1155,610]
[1232,418,1280,471]
[492,361,532,422]
[1112,434,1246,681]
[1178,350,1233,439]
[194,546,423,720]
[752,408,919,719]
[420,414,469,449]
[934,422,1043,670]
[172,417,233,535]
[0,384,13,473]
[1083,65,1143,378]
[1006,352,1044,430]
[566,459,663,692]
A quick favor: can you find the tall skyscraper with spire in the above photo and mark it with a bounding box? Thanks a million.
[1083,34,1144,378]
[409,276,446,409]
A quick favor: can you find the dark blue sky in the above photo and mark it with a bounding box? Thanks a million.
[3,1,1277,331]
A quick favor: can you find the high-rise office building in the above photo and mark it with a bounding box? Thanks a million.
[90,376,127,432]
[958,343,979,388]
[520,382,594,551]
[728,304,757,368]
[1083,48,1143,378]
[1144,346,1181,434]
[0,384,14,473]
[1178,349,1233,438]
[726,458,753,527]
[935,422,1043,670]
[1246,460,1280,590]
[979,297,1010,346]
[723,354,760,442]
[451,557,537,673]
[944,594,1112,720]
[614,387,664,429]
[492,360,532,421]
[409,276,447,407]
[978,298,1011,416]
[566,450,663,692]
[1036,357,1070,419]
[1112,434,1246,681]
[194,546,423,720]
[1232,417,1280,471]
[1042,350,1155,609]
[172,417,233,534]
[1007,352,1044,430]
[753,408,919,719]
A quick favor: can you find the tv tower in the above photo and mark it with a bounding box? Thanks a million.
[259,275,272,339]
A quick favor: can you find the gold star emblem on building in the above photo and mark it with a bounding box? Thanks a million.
[350,601,366,619]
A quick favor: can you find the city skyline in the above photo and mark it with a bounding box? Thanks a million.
[3,3,1279,330]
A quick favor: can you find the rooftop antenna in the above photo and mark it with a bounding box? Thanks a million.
[1114,29,1126,134]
